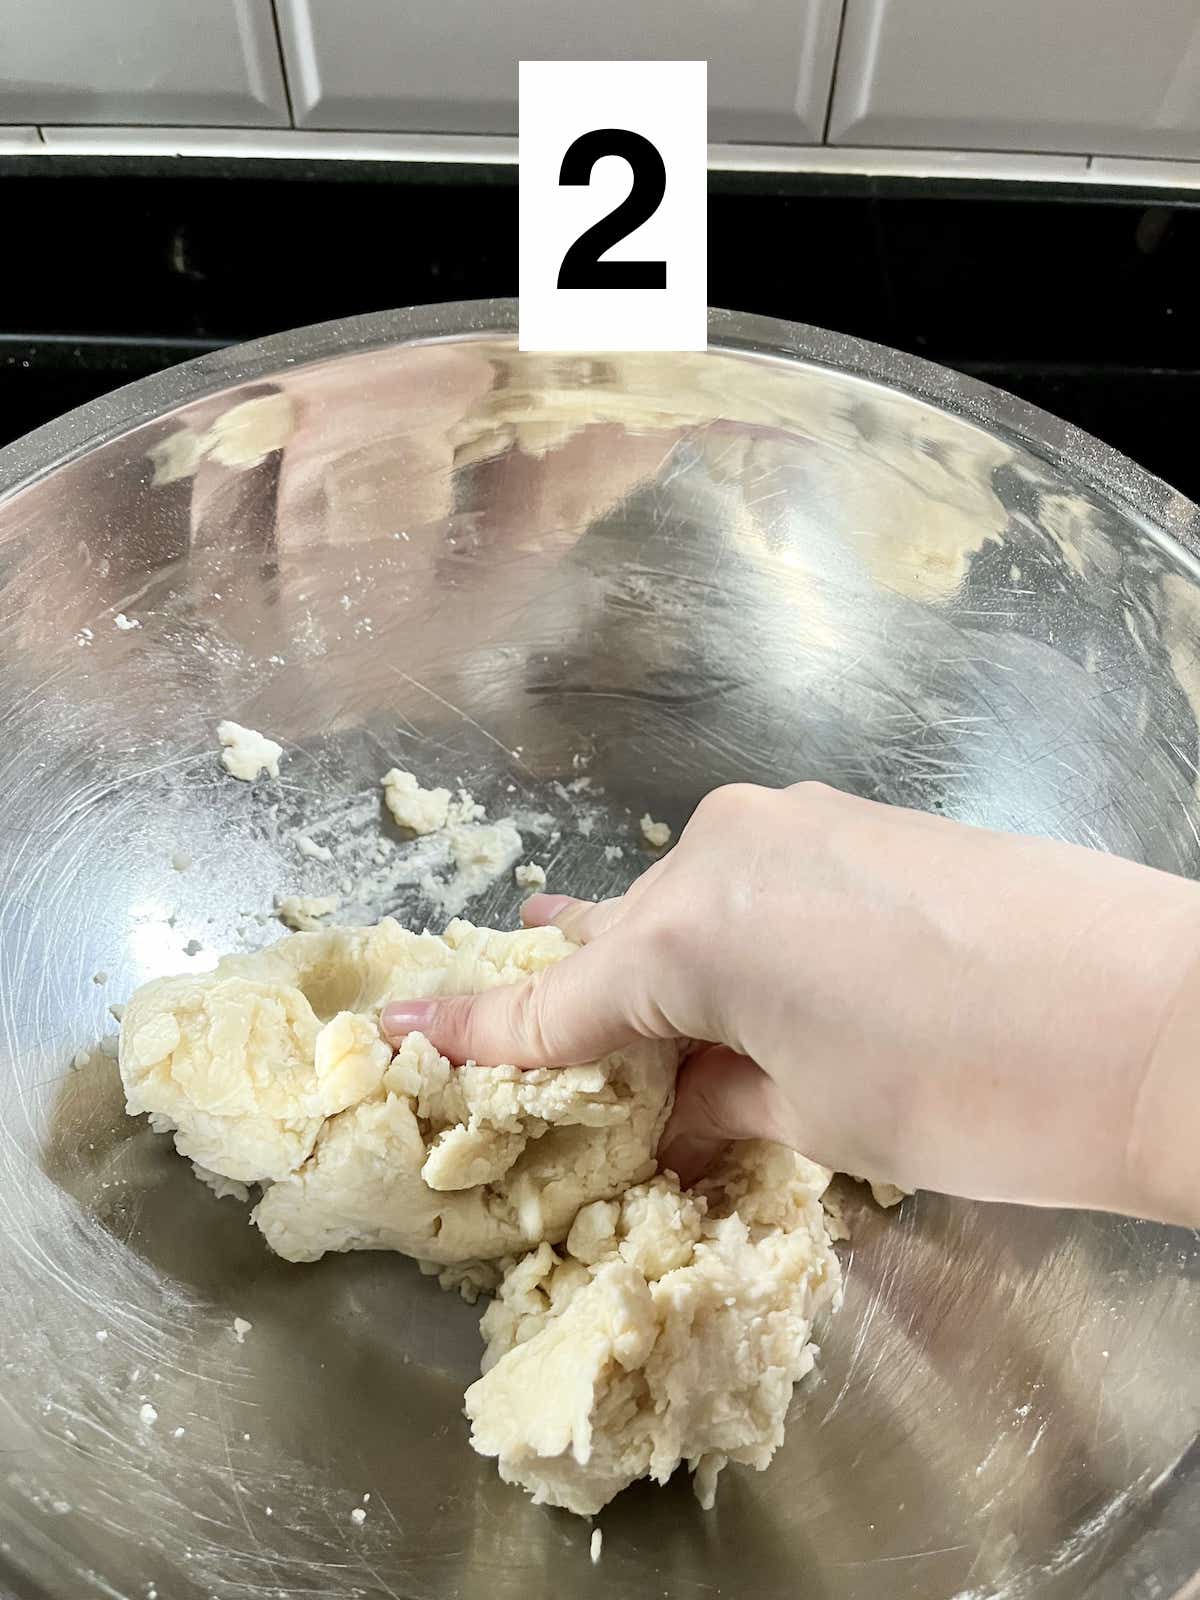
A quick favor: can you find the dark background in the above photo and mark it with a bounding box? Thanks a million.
[2,158,1198,497]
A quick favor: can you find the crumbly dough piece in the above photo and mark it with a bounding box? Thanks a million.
[821,1173,909,1245]
[217,720,282,781]
[639,813,672,849]
[382,768,453,834]
[119,918,678,1263]
[422,819,523,919]
[863,1177,908,1208]
[466,1141,841,1515]
[190,1162,251,1203]
[515,862,546,892]
[382,769,487,834]
[380,769,519,914]
[276,893,340,931]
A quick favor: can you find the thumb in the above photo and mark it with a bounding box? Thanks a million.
[658,1045,793,1188]
[379,936,650,1068]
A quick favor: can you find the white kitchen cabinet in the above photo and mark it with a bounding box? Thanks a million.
[829,0,1200,160]
[0,0,288,126]
[276,0,844,144]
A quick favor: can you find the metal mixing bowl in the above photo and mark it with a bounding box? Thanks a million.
[0,301,1197,1600]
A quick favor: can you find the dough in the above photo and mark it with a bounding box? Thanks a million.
[382,768,485,834]
[380,769,522,916]
[121,979,390,1182]
[422,818,522,919]
[119,918,678,1263]
[119,916,848,1516]
[862,1177,908,1208]
[382,768,453,834]
[640,813,672,849]
[217,720,282,781]
[515,862,547,892]
[276,893,340,931]
[466,1141,840,1514]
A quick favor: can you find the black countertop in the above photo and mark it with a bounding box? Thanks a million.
[2,158,1198,499]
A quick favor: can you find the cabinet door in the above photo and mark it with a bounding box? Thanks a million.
[829,0,1200,159]
[277,0,844,144]
[0,0,288,126]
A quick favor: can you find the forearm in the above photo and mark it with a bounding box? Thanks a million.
[904,863,1200,1221]
[1124,950,1200,1225]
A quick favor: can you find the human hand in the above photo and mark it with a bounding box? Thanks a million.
[381,783,1200,1224]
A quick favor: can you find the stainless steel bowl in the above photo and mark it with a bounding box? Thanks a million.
[0,301,1197,1600]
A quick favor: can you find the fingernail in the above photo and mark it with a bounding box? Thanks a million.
[380,1000,436,1041]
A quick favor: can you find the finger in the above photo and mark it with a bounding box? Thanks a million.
[520,893,578,928]
[658,1045,792,1187]
[521,893,625,944]
[380,933,651,1067]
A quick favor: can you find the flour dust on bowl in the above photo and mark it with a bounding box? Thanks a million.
[0,300,1197,1599]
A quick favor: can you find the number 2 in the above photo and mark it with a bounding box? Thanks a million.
[556,129,667,291]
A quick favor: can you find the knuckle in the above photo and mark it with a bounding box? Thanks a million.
[789,779,837,812]
[438,995,478,1060]
[788,780,856,854]
[694,782,763,825]
[685,1054,770,1143]
[556,898,603,945]
[509,977,560,1065]
[641,908,693,971]
[687,1074,730,1136]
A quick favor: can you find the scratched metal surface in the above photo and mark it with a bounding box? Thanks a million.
[0,302,1198,1600]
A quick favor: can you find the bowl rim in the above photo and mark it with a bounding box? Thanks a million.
[0,299,1198,571]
